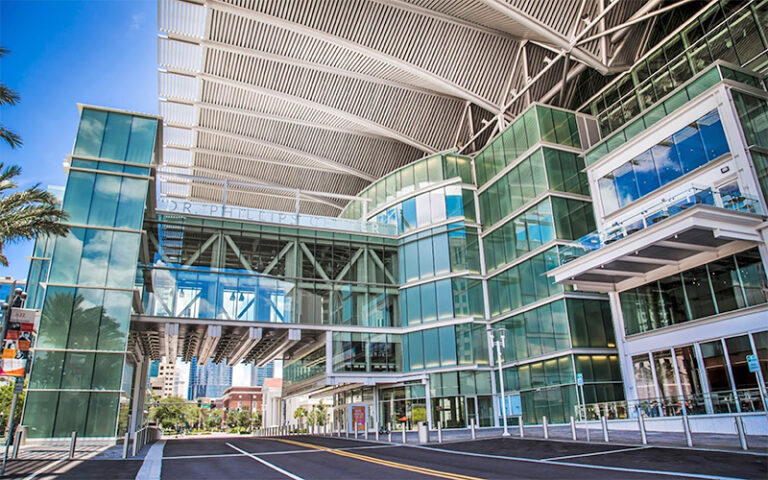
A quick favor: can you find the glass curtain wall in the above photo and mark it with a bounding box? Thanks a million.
[23,108,158,438]
[142,218,399,327]
[631,330,768,416]
[620,248,768,335]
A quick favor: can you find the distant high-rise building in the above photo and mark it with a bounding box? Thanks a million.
[250,361,274,387]
[188,358,232,400]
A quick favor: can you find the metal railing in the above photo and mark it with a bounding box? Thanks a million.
[577,388,768,421]
[559,185,763,264]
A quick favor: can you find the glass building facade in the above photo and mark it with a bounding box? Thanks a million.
[22,107,160,438]
[19,0,768,440]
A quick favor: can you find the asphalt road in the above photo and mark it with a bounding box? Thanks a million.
[155,434,767,480]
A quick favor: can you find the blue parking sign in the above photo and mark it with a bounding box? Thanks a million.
[747,354,759,373]
[576,373,584,386]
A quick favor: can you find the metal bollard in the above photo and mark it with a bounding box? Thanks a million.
[570,416,577,440]
[542,416,549,440]
[388,423,392,443]
[122,432,130,459]
[354,423,358,440]
[601,416,609,442]
[402,425,406,443]
[12,429,22,459]
[364,419,369,440]
[735,416,748,451]
[437,421,442,443]
[69,431,77,460]
[682,413,693,447]
[519,417,524,438]
[638,413,647,445]
[375,422,379,442]
[470,418,476,440]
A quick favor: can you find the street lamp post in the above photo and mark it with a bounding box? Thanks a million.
[489,328,510,437]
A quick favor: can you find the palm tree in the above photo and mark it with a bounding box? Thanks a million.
[293,406,307,429]
[0,163,69,266]
[0,47,21,148]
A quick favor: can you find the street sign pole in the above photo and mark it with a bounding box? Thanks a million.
[577,373,589,442]
[0,288,30,477]
[746,355,767,418]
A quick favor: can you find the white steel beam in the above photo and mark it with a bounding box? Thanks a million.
[477,0,608,73]
[196,75,439,154]
[195,123,377,181]
[207,0,500,113]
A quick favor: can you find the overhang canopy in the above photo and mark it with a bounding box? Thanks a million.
[548,206,766,293]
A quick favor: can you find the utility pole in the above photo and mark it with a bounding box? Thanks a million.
[488,328,510,437]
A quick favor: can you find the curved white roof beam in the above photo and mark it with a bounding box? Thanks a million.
[199,74,441,154]
[195,125,378,182]
[207,0,502,113]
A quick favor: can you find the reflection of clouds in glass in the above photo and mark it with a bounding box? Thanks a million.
[79,230,112,286]
[49,229,85,284]
[76,116,104,155]
[106,233,141,288]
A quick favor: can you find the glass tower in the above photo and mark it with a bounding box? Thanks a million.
[22,106,160,438]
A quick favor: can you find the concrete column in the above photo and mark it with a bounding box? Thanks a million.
[129,358,150,438]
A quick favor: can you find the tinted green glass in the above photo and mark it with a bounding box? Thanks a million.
[36,287,75,349]
[60,352,95,389]
[88,174,121,227]
[54,392,89,437]
[29,350,65,389]
[438,326,457,367]
[101,113,132,161]
[23,391,58,438]
[48,228,85,285]
[91,353,123,390]
[106,232,140,288]
[78,229,112,286]
[62,171,95,224]
[74,109,107,157]
[85,393,119,437]
[115,177,148,229]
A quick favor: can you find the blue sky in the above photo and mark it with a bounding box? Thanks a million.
[1,0,158,280]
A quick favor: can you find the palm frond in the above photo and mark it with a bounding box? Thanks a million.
[0,164,69,267]
[0,85,20,106]
[0,126,22,148]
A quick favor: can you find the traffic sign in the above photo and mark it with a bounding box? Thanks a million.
[746,354,759,373]
[576,373,584,386]
[13,380,23,394]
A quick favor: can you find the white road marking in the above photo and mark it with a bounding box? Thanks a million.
[226,443,306,480]
[22,458,67,480]
[163,443,395,460]
[412,445,747,480]
[544,445,651,461]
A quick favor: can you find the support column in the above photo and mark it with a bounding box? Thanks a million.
[607,292,634,409]
[424,376,433,430]
[129,358,150,438]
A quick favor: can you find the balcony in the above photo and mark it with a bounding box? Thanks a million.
[548,187,765,292]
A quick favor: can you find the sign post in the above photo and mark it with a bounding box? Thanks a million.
[577,373,590,441]
[0,289,36,476]
[746,355,767,415]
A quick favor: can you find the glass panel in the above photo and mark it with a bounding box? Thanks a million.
[682,265,716,318]
[115,178,148,229]
[100,112,132,161]
[62,171,95,224]
[74,109,107,157]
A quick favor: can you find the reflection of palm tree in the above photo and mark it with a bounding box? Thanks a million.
[32,291,128,388]
[40,291,126,350]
